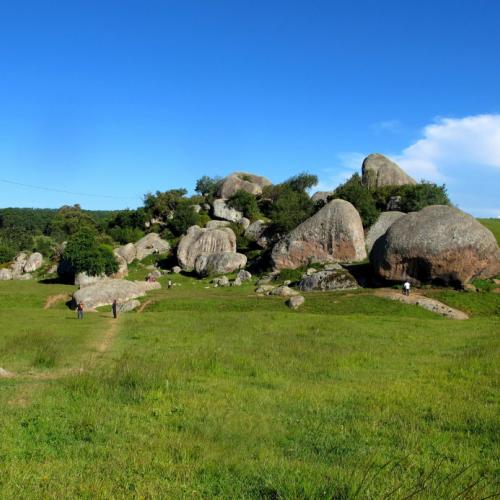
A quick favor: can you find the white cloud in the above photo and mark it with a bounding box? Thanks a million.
[315,114,500,216]
[395,114,500,181]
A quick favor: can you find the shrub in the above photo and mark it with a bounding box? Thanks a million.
[331,173,379,227]
[269,188,314,235]
[32,235,57,259]
[283,172,318,192]
[60,228,118,278]
[168,202,198,236]
[227,190,260,220]
[109,226,145,244]
[0,243,16,264]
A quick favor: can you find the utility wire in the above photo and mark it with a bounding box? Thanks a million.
[0,178,142,201]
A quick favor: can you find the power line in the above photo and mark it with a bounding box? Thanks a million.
[0,178,142,201]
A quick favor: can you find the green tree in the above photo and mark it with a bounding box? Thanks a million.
[269,188,314,235]
[227,190,260,220]
[144,189,188,220]
[50,205,97,241]
[195,176,222,198]
[168,201,198,236]
[284,172,318,192]
[0,243,16,264]
[331,173,379,227]
[60,228,118,278]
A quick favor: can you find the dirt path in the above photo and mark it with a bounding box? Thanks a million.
[138,299,154,313]
[44,293,70,309]
[374,289,469,320]
[4,316,120,390]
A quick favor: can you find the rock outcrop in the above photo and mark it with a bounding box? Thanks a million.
[371,205,500,285]
[245,220,268,241]
[0,269,13,280]
[365,211,405,254]
[218,172,272,199]
[194,252,247,276]
[177,226,237,271]
[73,279,160,311]
[311,191,330,203]
[115,243,137,264]
[212,199,243,222]
[135,233,170,261]
[299,269,358,292]
[361,153,416,188]
[271,199,367,269]
[23,252,43,273]
[206,220,231,229]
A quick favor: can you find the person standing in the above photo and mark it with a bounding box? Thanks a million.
[403,280,411,296]
[77,302,84,319]
[112,299,118,319]
[168,279,172,289]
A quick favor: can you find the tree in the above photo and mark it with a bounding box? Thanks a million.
[144,189,188,219]
[284,172,318,192]
[168,201,198,236]
[0,243,16,264]
[50,205,97,240]
[60,227,118,278]
[331,173,379,227]
[227,190,260,220]
[269,188,314,235]
[195,176,222,198]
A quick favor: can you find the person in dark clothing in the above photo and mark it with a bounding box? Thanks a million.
[77,302,84,319]
[112,299,118,319]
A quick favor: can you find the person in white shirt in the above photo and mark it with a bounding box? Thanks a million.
[403,280,411,296]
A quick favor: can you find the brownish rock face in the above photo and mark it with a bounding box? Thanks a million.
[371,205,500,285]
[271,199,367,270]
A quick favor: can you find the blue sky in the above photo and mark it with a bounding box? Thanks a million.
[0,0,499,216]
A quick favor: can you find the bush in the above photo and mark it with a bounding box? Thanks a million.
[60,228,118,278]
[32,235,57,259]
[109,226,145,244]
[227,190,260,220]
[283,172,318,192]
[331,173,379,227]
[269,188,314,235]
[0,243,16,264]
[168,202,198,236]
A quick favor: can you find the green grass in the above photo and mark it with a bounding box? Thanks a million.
[0,277,498,498]
[479,217,500,244]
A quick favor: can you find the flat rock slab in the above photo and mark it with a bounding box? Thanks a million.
[375,290,468,320]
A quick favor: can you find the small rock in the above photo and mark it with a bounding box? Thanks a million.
[117,299,141,313]
[213,276,230,287]
[172,266,182,274]
[237,270,252,282]
[255,284,275,294]
[287,295,305,310]
[283,280,292,286]
[231,278,242,287]
[324,263,343,271]
[238,217,250,229]
[270,285,299,297]
[0,269,13,280]
[306,268,317,276]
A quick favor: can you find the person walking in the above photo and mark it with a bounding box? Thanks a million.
[112,299,118,319]
[168,279,172,289]
[76,302,84,319]
[403,280,411,296]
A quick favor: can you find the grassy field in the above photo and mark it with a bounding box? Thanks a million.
[479,218,500,244]
[0,275,498,498]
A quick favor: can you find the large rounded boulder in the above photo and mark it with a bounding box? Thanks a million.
[194,252,247,277]
[371,205,500,285]
[362,153,416,188]
[218,172,272,199]
[177,226,237,271]
[365,211,405,254]
[271,199,367,270]
[134,233,170,261]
